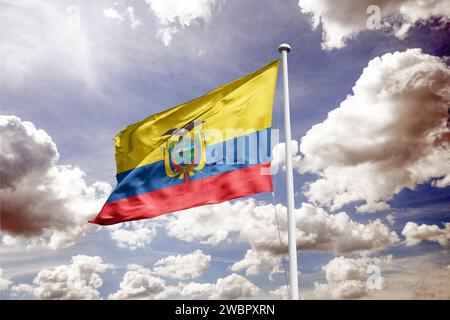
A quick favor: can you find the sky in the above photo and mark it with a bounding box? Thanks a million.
[0,0,449,300]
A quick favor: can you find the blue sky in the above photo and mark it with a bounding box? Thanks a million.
[1,0,449,299]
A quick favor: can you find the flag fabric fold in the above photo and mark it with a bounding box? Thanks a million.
[91,60,279,225]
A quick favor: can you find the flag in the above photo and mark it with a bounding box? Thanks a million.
[90,60,279,225]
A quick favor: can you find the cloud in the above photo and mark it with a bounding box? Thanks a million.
[402,222,450,247]
[0,269,12,292]
[315,280,368,299]
[179,282,215,299]
[268,285,290,300]
[313,255,391,299]
[210,273,262,299]
[103,7,124,21]
[103,6,142,29]
[311,253,450,299]
[432,174,450,188]
[323,256,391,283]
[168,200,398,254]
[299,49,450,212]
[11,255,113,299]
[1,0,96,88]
[271,140,302,173]
[179,273,262,300]
[126,6,142,29]
[385,214,396,226]
[108,265,176,300]
[106,221,158,250]
[153,249,211,280]
[298,0,450,50]
[367,253,450,299]
[145,0,224,46]
[0,115,111,249]
[167,199,398,278]
[230,249,283,280]
[97,254,260,300]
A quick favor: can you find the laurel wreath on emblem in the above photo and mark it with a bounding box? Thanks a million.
[161,120,206,181]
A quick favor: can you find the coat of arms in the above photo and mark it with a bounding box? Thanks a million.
[161,120,206,181]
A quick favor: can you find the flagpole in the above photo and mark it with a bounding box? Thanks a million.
[278,43,299,300]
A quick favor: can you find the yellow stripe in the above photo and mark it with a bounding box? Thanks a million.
[115,60,280,174]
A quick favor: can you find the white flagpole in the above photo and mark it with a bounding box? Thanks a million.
[278,43,299,300]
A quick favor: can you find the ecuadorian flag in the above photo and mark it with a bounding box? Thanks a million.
[91,61,279,225]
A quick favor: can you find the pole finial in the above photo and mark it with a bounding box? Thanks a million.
[278,43,292,53]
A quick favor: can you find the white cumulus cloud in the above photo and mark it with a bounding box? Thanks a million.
[271,140,302,173]
[0,269,13,292]
[179,273,262,300]
[268,285,290,300]
[230,249,283,280]
[167,200,399,278]
[11,255,113,299]
[153,249,211,280]
[103,7,124,21]
[365,253,450,299]
[103,6,142,29]
[179,281,215,299]
[0,115,111,249]
[402,222,450,246]
[145,0,224,46]
[168,200,399,254]
[315,279,368,299]
[108,265,176,300]
[210,273,262,299]
[298,0,450,50]
[313,255,391,299]
[106,221,158,250]
[299,49,450,212]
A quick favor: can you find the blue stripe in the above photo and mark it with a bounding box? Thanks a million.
[108,129,271,203]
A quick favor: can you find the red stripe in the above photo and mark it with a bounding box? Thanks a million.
[90,163,272,225]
